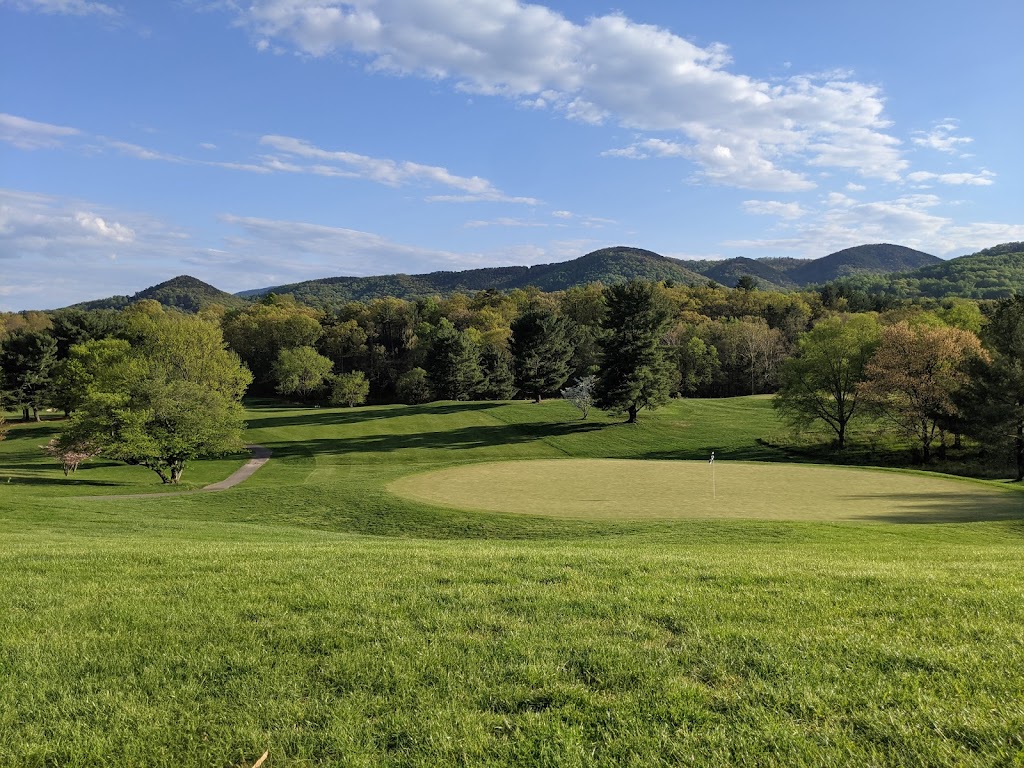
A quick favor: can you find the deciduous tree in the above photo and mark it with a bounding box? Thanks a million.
[859,321,986,462]
[330,371,370,407]
[273,346,334,400]
[61,314,251,484]
[773,315,880,448]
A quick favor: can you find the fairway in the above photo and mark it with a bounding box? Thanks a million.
[390,458,1024,523]
[3,399,1024,767]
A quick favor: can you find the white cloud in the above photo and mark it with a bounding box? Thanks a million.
[464,217,548,228]
[912,120,973,154]
[0,113,81,150]
[0,188,197,308]
[726,191,1024,257]
[219,213,484,276]
[907,170,995,186]
[232,1,907,191]
[1,0,119,16]
[846,183,866,192]
[742,200,807,219]
[260,134,538,203]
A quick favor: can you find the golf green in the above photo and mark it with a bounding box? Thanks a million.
[390,458,1024,523]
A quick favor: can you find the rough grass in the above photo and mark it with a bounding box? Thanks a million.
[1,398,1023,767]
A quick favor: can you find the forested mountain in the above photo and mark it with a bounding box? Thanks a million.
[236,247,708,309]
[60,242,1015,315]
[822,243,1024,302]
[787,244,941,285]
[74,275,247,312]
[238,244,936,309]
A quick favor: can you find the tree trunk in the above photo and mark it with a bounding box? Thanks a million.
[626,404,638,424]
[534,392,542,404]
[837,421,847,449]
[22,406,29,422]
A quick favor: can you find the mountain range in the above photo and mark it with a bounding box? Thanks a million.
[233,243,941,309]
[62,242,1024,313]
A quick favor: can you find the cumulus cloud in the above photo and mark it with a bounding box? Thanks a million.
[260,134,537,202]
[0,113,81,150]
[231,1,908,191]
[1,0,119,16]
[0,188,195,308]
[726,192,1024,257]
[912,120,973,154]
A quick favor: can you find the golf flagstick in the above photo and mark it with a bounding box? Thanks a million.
[709,451,716,499]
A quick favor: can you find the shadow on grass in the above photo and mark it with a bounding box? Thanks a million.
[245,402,503,430]
[265,420,605,459]
[2,476,125,488]
[843,491,1024,524]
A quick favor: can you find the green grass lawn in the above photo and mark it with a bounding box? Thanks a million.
[1,398,1023,767]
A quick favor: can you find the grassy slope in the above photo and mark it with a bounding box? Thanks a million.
[1,399,1023,767]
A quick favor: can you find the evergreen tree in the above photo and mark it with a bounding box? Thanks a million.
[478,344,517,400]
[966,296,1024,480]
[427,319,481,400]
[509,308,574,402]
[595,280,674,423]
[0,329,58,421]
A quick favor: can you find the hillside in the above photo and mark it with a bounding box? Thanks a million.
[788,243,941,285]
[62,242,976,314]
[822,243,1024,301]
[240,243,941,307]
[240,247,708,309]
[75,275,248,312]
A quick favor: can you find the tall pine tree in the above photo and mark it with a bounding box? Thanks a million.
[595,280,674,423]
[510,308,574,402]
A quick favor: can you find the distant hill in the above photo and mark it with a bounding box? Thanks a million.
[63,242,987,315]
[787,244,942,285]
[694,257,799,291]
[239,247,709,309]
[822,243,1024,301]
[240,243,940,307]
[74,275,248,312]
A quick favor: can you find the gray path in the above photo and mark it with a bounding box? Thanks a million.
[85,445,272,500]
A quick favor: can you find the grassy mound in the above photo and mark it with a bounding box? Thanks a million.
[391,458,1022,523]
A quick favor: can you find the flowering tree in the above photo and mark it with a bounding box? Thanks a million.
[561,375,596,419]
[42,436,99,476]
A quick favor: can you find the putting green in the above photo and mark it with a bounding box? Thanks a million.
[389,459,1023,523]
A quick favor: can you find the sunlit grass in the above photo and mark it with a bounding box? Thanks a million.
[1,398,1023,766]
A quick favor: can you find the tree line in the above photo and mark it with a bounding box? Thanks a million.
[2,280,1022,481]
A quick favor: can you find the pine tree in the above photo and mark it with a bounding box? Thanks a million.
[510,308,574,402]
[427,319,482,400]
[595,280,674,423]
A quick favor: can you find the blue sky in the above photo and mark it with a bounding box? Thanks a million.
[2,0,1022,310]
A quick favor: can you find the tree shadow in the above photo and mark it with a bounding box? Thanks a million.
[264,420,605,459]
[244,402,504,430]
[842,491,1024,524]
[1,476,126,488]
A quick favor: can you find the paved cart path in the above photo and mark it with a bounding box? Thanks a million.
[85,445,272,500]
